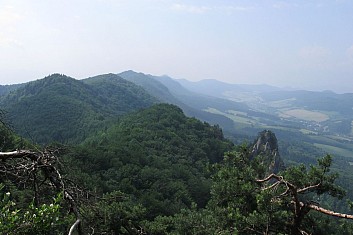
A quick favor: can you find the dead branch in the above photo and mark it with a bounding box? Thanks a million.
[256,173,283,183]
[68,219,82,235]
[0,149,83,235]
[258,172,353,234]
[297,183,321,194]
[261,180,281,191]
[306,203,353,220]
[0,150,39,161]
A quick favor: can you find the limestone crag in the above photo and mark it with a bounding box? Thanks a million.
[251,130,285,174]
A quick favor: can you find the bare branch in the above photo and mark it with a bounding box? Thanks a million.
[258,171,353,234]
[261,180,281,191]
[0,148,83,235]
[256,173,283,183]
[68,219,81,235]
[0,150,39,161]
[297,183,321,194]
[307,203,353,220]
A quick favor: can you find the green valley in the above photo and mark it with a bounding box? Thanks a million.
[1,72,353,234]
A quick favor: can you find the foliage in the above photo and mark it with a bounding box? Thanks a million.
[207,151,351,234]
[81,191,147,234]
[0,73,157,144]
[64,104,233,222]
[0,126,78,234]
[145,204,220,235]
[147,148,353,235]
[0,185,71,235]
[2,72,353,234]
[0,84,23,96]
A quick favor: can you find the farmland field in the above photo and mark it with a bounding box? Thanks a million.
[279,109,329,122]
[314,143,353,158]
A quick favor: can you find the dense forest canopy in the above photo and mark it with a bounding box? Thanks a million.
[0,73,157,144]
[1,104,353,234]
[65,104,233,218]
[1,72,353,234]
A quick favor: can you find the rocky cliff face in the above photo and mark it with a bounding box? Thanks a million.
[251,130,285,174]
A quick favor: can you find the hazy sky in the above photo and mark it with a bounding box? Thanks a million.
[1,0,353,93]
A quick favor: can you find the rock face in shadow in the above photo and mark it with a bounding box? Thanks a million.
[251,130,285,174]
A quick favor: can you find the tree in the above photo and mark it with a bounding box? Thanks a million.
[0,149,81,234]
[0,185,66,235]
[208,148,353,235]
[256,154,350,235]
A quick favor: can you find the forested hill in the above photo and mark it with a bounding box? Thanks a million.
[82,73,157,114]
[2,102,353,234]
[119,70,238,132]
[118,70,180,105]
[0,118,31,151]
[0,84,24,96]
[0,73,157,144]
[65,103,233,219]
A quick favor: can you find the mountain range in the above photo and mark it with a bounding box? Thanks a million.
[1,70,353,232]
[0,73,156,143]
[1,71,353,165]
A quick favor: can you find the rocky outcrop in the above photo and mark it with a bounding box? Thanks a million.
[251,130,285,174]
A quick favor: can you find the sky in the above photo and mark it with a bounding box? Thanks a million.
[1,0,353,93]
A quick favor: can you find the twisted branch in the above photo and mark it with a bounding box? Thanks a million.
[0,149,83,235]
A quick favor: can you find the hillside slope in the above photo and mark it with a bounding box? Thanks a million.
[118,70,180,104]
[0,73,157,144]
[66,104,233,218]
[177,78,281,98]
[119,71,241,133]
[0,84,24,96]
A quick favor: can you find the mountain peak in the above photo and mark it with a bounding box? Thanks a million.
[43,73,72,80]
[119,70,144,77]
[0,73,157,144]
[33,73,78,87]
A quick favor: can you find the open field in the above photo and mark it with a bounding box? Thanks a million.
[299,129,318,135]
[227,110,248,116]
[268,98,296,108]
[223,91,263,103]
[205,106,353,160]
[205,108,256,125]
[314,143,353,159]
[260,125,296,132]
[279,109,329,122]
[327,135,353,142]
[309,135,353,146]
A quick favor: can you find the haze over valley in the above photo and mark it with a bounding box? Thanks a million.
[2,0,353,234]
[2,71,353,174]
[2,1,353,93]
